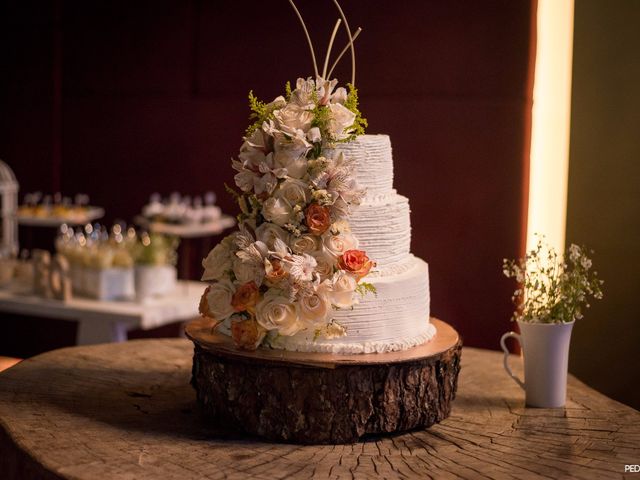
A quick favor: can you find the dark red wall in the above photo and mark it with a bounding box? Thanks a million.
[1,0,536,349]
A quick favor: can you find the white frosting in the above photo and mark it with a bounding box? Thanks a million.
[269,256,435,354]
[349,193,411,268]
[326,135,393,196]
[218,134,434,354]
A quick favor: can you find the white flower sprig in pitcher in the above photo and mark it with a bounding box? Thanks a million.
[502,235,603,324]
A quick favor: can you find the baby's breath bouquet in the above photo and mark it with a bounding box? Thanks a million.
[502,236,603,324]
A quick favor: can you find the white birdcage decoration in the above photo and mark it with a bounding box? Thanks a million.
[0,160,19,256]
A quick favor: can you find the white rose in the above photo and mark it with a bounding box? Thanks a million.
[274,178,310,206]
[255,290,303,336]
[273,103,314,132]
[261,197,293,226]
[323,271,358,308]
[204,279,235,321]
[322,231,359,258]
[233,257,265,286]
[328,103,356,140]
[255,222,289,249]
[311,250,335,280]
[201,239,233,281]
[291,234,318,255]
[299,291,332,327]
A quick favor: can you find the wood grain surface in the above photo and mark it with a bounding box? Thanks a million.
[0,339,638,479]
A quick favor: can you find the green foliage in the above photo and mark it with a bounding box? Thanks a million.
[342,83,368,141]
[503,235,604,324]
[355,282,377,297]
[246,90,274,135]
[284,81,292,101]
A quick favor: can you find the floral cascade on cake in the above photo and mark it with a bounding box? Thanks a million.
[199,76,377,349]
[199,1,435,353]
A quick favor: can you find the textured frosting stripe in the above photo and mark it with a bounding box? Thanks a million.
[270,256,432,354]
[325,134,393,196]
[349,193,411,267]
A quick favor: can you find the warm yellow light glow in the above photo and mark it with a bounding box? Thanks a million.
[527,0,575,254]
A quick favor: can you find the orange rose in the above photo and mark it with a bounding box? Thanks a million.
[305,203,331,235]
[230,317,266,350]
[338,249,375,280]
[231,281,260,312]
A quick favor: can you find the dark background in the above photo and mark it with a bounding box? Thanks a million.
[1,0,535,351]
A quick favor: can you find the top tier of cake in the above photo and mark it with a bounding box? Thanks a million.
[326,134,393,197]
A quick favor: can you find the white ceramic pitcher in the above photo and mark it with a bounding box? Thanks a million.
[500,320,575,408]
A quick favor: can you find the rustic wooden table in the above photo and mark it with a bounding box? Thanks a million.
[0,339,638,479]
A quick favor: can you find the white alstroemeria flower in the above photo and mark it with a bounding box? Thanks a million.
[287,253,318,282]
[306,127,321,143]
[330,86,347,104]
[240,129,270,160]
[255,290,303,336]
[322,231,359,258]
[233,150,285,195]
[328,103,356,140]
[204,279,235,321]
[322,271,358,308]
[234,224,256,251]
[236,240,268,265]
[274,178,310,206]
[261,197,293,226]
[273,103,314,133]
[289,77,316,108]
[270,237,291,260]
[299,289,332,327]
[267,95,287,110]
[316,77,338,106]
[232,159,259,193]
[255,222,289,249]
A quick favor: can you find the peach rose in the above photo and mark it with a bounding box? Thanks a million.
[265,258,288,284]
[230,316,266,350]
[231,281,260,312]
[198,286,211,318]
[338,249,375,280]
[305,203,331,235]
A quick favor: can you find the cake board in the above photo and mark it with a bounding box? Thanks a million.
[186,317,462,444]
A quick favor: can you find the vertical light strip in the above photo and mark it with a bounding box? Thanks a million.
[527,0,575,254]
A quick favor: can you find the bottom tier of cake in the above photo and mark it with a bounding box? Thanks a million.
[268,255,434,354]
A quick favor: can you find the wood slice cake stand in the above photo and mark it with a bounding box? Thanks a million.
[186,317,462,444]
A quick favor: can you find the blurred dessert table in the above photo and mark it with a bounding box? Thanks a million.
[17,207,105,227]
[0,281,203,345]
[135,215,236,239]
[0,341,637,479]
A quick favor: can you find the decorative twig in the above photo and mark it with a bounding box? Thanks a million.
[332,0,357,86]
[288,0,319,78]
[322,19,342,79]
[327,27,362,79]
